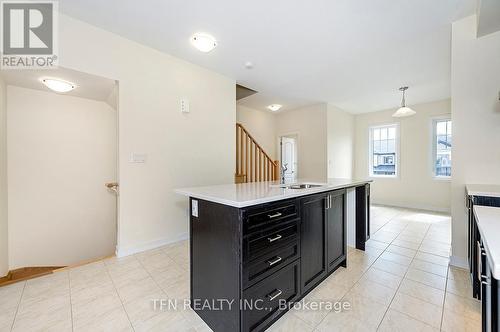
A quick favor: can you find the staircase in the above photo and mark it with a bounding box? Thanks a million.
[235,123,279,183]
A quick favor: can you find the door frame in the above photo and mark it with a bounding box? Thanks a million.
[112,80,120,255]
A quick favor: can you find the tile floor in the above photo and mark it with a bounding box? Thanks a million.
[0,206,481,331]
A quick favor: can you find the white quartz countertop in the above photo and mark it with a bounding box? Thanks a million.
[175,178,371,208]
[474,206,500,279]
[467,184,500,198]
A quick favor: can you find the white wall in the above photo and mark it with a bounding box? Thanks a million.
[327,104,354,178]
[354,100,451,212]
[450,15,500,264]
[7,86,117,268]
[0,77,8,276]
[236,105,277,159]
[57,15,235,257]
[275,104,328,180]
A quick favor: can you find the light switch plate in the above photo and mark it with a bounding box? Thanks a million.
[181,99,190,113]
[191,200,198,217]
[130,153,147,163]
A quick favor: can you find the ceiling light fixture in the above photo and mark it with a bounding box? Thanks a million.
[190,32,217,53]
[267,104,282,112]
[392,86,416,118]
[41,78,76,93]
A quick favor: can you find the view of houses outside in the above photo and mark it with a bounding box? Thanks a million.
[371,125,397,176]
[435,119,452,177]
[369,120,451,178]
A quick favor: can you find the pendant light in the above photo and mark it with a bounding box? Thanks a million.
[392,86,416,118]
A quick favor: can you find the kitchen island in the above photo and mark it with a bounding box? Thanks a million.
[175,178,371,332]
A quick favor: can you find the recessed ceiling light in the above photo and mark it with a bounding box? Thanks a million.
[190,32,217,53]
[267,104,282,112]
[41,78,76,93]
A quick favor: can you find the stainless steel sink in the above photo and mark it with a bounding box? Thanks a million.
[283,183,324,189]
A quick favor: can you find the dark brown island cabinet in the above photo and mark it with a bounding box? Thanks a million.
[187,183,370,332]
[467,189,500,332]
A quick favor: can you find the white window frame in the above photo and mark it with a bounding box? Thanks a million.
[368,123,400,178]
[431,116,452,180]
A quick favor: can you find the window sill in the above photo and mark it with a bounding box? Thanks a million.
[433,176,451,182]
[369,175,399,180]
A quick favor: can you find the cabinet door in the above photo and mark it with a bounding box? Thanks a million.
[483,254,492,332]
[355,184,370,250]
[327,190,346,272]
[300,193,328,294]
[473,211,481,300]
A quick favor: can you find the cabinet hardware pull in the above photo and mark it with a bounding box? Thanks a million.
[268,256,282,266]
[267,212,282,219]
[481,281,490,285]
[267,234,282,243]
[481,252,487,256]
[267,289,283,301]
[481,275,490,280]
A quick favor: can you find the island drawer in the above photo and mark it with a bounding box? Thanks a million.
[243,241,299,289]
[242,260,300,332]
[243,223,298,262]
[242,199,299,234]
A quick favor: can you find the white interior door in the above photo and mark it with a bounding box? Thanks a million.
[281,136,297,182]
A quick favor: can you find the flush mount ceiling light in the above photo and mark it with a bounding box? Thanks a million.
[267,104,282,112]
[392,86,416,118]
[190,32,217,53]
[41,78,76,93]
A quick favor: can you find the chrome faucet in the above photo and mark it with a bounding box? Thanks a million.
[280,163,288,184]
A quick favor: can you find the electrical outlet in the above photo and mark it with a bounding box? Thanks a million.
[191,199,198,217]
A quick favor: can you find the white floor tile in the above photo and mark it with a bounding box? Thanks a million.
[0,206,475,332]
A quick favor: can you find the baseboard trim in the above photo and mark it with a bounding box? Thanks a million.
[372,200,451,213]
[115,232,188,258]
[449,255,468,269]
[0,266,65,287]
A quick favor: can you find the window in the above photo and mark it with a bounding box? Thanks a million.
[369,124,398,177]
[433,118,452,178]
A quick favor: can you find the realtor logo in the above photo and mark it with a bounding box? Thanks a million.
[1,1,58,69]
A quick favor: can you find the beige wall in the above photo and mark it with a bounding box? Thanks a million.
[450,16,500,265]
[276,104,328,180]
[236,105,277,159]
[0,77,7,276]
[7,86,117,268]
[328,104,354,179]
[354,100,451,212]
[58,15,235,256]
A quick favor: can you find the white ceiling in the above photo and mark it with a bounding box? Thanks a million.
[59,0,475,113]
[1,67,117,104]
[477,0,500,37]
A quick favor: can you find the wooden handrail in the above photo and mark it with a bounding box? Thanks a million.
[236,123,279,183]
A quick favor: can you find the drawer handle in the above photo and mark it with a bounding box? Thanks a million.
[482,281,490,285]
[267,256,282,266]
[267,212,283,219]
[267,234,282,243]
[267,289,283,301]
